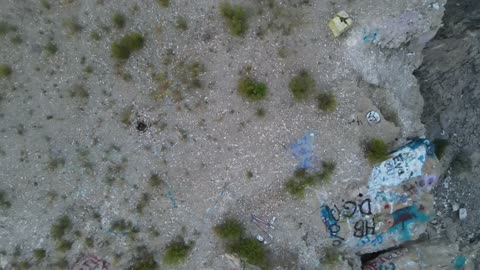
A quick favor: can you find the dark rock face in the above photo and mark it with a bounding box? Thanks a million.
[415,0,480,247]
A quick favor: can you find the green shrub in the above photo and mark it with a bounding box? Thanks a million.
[237,76,267,101]
[131,254,157,270]
[366,138,390,165]
[90,31,101,41]
[175,61,205,89]
[213,219,245,241]
[0,21,16,36]
[56,239,73,253]
[110,219,138,234]
[321,247,340,267]
[113,13,126,29]
[33,248,46,261]
[157,0,169,7]
[289,70,315,101]
[0,64,12,79]
[163,238,194,265]
[41,0,51,10]
[53,258,68,269]
[83,66,94,74]
[51,215,72,240]
[11,35,23,45]
[149,174,164,188]
[111,32,145,60]
[176,17,188,31]
[228,238,269,269]
[45,42,58,56]
[84,237,94,248]
[285,162,336,198]
[317,93,336,112]
[136,193,150,214]
[63,17,82,35]
[255,108,266,118]
[220,3,248,36]
[433,138,448,159]
[0,190,11,209]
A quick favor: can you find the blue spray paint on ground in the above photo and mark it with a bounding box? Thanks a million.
[167,190,177,208]
[290,132,316,169]
[450,256,467,270]
[389,204,429,241]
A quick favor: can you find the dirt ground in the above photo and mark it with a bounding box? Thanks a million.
[0,0,451,269]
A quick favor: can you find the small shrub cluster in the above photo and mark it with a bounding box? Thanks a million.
[321,247,341,267]
[131,248,157,270]
[213,219,270,269]
[0,190,11,209]
[0,64,12,79]
[163,238,194,265]
[176,17,188,31]
[366,138,390,165]
[237,76,268,101]
[111,32,145,60]
[289,70,315,102]
[51,215,72,240]
[149,173,164,188]
[220,3,248,36]
[317,93,336,112]
[157,0,169,8]
[213,219,244,241]
[0,21,17,36]
[56,239,73,253]
[112,13,126,29]
[33,249,46,261]
[136,193,150,214]
[433,138,448,160]
[45,41,58,56]
[63,17,82,35]
[175,61,205,89]
[111,219,138,234]
[285,161,336,198]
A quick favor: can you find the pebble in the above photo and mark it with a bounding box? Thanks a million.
[459,208,467,220]
[452,203,459,212]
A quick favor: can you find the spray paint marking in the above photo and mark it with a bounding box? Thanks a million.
[389,204,429,240]
[290,132,316,169]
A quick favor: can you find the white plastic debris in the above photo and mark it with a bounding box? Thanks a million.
[256,235,264,242]
[459,208,467,220]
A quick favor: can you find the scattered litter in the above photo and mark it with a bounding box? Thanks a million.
[72,255,109,270]
[328,11,353,37]
[459,208,467,220]
[256,235,265,242]
[251,213,275,240]
[366,111,381,125]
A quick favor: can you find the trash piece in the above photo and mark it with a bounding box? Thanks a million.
[256,235,264,242]
[366,111,381,125]
[459,208,467,220]
[328,11,353,37]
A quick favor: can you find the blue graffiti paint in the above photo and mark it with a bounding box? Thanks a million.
[389,204,429,240]
[449,256,467,270]
[321,206,337,229]
[290,132,316,169]
[356,233,384,247]
[362,28,379,44]
[167,190,177,208]
[391,138,434,157]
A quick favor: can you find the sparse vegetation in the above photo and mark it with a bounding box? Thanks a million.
[33,248,46,261]
[285,161,336,198]
[56,239,73,253]
[48,156,65,171]
[45,41,58,56]
[83,66,94,74]
[111,32,145,60]
[433,138,449,159]
[220,2,248,36]
[40,0,51,10]
[113,13,126,29]
[0,190,11,209]
[237,76,268,101]
[131,253,157,270]
[175,61,205,89]
[321,247,341,267]
[136,193,151,214]
[228,238,269,269]
[213,219,244,241]
[0,21,16,36]
[84,236,94,248]
[176,17,188,31]
[450,152,472,174]
[53,258,68,269]
[163,238,194,265]
[0,64,12,79]
[51,215,72,240]
[63,17,82,35]
[157,0,169,8]
[120,107,133,126]
[149,173,164,188]
[255,107,266,118]
[317,93,336,112]
[246,170,254,179]
[70,84,89,100]
[10,35,22,45]
[366,138,390,165]
[111,219,138,234]
[289,70,315,102]
[90,31,101,41]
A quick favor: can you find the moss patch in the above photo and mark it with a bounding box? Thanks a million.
[51,215,72,240]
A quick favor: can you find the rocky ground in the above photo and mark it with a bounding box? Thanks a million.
[1,0,477,269]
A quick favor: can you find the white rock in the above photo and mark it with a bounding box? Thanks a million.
[452,203,459,212]
[459,208,467,220]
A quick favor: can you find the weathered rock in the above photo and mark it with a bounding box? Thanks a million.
[321,139,440,254]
